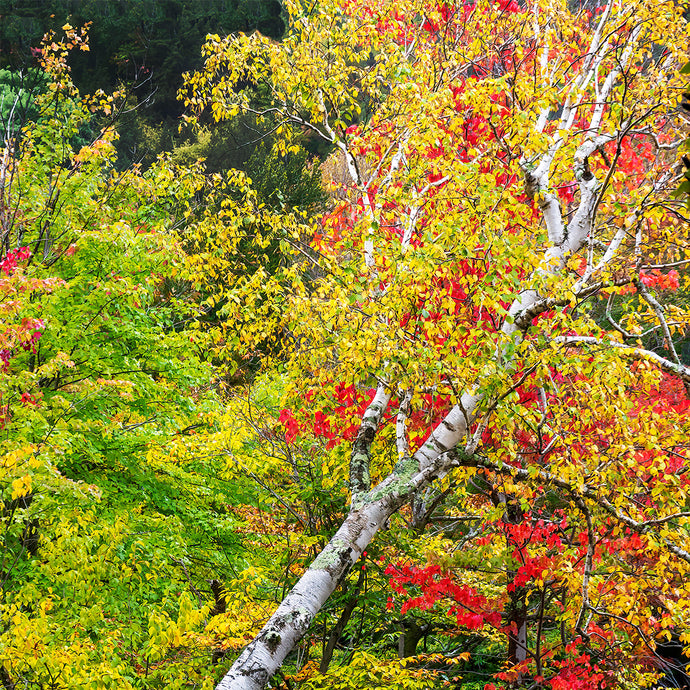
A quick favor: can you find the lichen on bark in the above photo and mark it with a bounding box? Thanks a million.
[309,538,353,573]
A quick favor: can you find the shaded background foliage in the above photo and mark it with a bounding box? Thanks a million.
[0,0,285,167]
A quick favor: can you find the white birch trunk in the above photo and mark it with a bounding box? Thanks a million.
[214,163,597,687]
[215,454,457,690]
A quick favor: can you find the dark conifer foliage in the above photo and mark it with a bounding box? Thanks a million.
[0,0,285,164]
[0,0,283,114]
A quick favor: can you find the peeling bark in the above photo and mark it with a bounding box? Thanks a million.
[350,384,391,501]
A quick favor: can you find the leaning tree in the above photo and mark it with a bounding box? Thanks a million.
[182,0,690,686]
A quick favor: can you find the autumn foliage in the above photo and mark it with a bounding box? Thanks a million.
[181,0,690,688]
[1,2,690,690]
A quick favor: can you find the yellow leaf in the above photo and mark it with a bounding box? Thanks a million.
[11,475,31,500]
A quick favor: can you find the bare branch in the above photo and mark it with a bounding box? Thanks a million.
[553,335,690,383]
